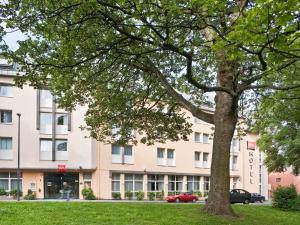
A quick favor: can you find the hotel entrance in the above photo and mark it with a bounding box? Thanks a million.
[44,173,79,199]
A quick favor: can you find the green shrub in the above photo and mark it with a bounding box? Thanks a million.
[0,188,7,196]
[203,192,209,197]
[10,189,22,198]
[112,192,121,199]
[168,192,175,196]
[136,191,144,200]
[196,192,202,197]
[272,185,299,211]
[125,190,133,200]
[148,192,155,200]
[156,190,165,200]
[24,189,36,200]
[81,188,96,200]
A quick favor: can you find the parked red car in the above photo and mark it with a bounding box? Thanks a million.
[165,193,198,203]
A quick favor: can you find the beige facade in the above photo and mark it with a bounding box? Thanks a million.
[0,64,268,200]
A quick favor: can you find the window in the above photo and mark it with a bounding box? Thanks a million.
[157,148,164,158]
[0,84,12,97]
[112,173,120,194]
[167,149,175,166]
[40,89,53,108]
[202,152,209,168]
[40,139,68,160]
[111,145,133,164]
[124,174,143,197]
[56,114,68,134]
[147,175,164,194]
[157,148,165,166]
[0,172,22,192]
[232,177,238,189]
[0,137,12,150]
[194,132,201,142]
[232,156,238,170]
[203,134,209,144]
[56,140,67,151]
[203,176,210,192]
[231,138,238,152]
[0,137,13,160]
[195,152,200,161]
[0,110,12,123]
[168,175,183,193]
[187,176,201,192]
[124,146,133,164]
[40,113,52,134]
[83,173,92,189]
[276,178,281,183]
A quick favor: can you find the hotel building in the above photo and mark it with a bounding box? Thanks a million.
[0,64,268,200]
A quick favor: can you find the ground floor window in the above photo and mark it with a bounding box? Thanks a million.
[168,175,183,194]
[203,176,210,193]
[0,172,22,193]
[147,175,164,192]
[83,173,92,189]
[232,177,238,189]
[124,174,143,198]
[187,176,201,193]
[111,173,120,198]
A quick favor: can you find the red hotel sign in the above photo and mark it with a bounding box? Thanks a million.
[247,141,256,150]
[57,164,66,173]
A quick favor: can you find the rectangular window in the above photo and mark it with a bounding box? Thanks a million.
[157,148,165,166]
[40,113,52,134]
[111,144,121,164]
[56,140,67,151]
[124,174,143,198]
[276,178,281,183]
[167,149,174,159]
[0,172,22,193]
[202,134,209,144]
[56,114,68,134]
[232,156,238,170]
[231,138,239,152]
[167,149,175,166]
[194,132,201,142]
[168,175,183,193]
[40,139,68,160]
[112,144,120,155]
[202,152,209,168]
[203,176,210,192]
[0,138,12,150]
[195,152,200,161]
[157,148,164,158]
[111,173,120,193]
[124,146,133,164]
[40,89,53,108]
[187,176,201,192]
[147,175,164,199]
[232,177,238,189]
[0,84,12,97]
[0,110,12,123]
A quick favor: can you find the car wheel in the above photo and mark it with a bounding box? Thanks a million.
[260,199,264,203]
[244,199,250,204]
[176,198,180,203]
[192,198,197,203]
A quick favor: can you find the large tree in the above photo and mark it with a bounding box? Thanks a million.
[1,0,300,216]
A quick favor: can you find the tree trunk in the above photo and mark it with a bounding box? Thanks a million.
[203,60,238,216]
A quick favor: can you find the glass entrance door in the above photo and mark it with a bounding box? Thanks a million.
[44,173,79,199]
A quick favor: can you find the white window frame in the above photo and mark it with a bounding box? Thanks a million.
[194,132,201,142]
[0,172,22,193]
[202,152,209,168]
[156,148,165,166]
[0,137,13,160]
[202,133,209,144]
[167,149,175,166]
[0,84,13,97]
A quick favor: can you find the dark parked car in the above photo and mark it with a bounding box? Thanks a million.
[250,193,265,203]
[166,193,198,203]
[230,189,251,204]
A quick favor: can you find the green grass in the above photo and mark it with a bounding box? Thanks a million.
[0,202,299,225]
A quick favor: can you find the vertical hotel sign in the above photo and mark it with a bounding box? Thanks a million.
[247,141,256,184]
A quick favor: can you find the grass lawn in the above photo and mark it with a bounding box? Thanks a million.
[0,202,299,225]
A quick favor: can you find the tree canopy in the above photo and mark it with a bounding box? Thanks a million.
[255,75,300,175]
